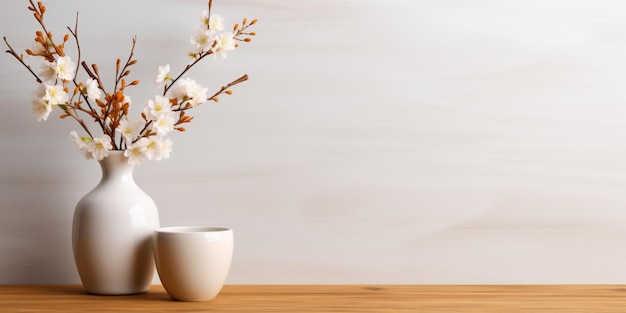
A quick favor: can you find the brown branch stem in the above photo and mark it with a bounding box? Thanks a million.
[3,37,43,83]
[207,74,248,101]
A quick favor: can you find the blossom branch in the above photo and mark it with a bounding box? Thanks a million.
[28,0,65,58]
[164,17,255,96]
[163,51,211,96]
[6,0,257,163]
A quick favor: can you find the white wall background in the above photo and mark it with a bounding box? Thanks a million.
[2,0,626,284]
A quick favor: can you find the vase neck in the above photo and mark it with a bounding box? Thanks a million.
[98,151,135,183]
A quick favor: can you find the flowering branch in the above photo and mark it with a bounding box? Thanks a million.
[28,0,66,59]
[5,0,257,164]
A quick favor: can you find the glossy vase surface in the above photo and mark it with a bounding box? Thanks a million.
[72,151,160,295]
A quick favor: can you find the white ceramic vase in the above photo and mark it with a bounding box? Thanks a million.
[72,150,160,295]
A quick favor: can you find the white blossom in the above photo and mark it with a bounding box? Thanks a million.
[89,135,113,160]
[152,111,178,136]
[38,56,76,82]
[124,140,147,165]
[144,95,172,120]
[191,28,214,52]
[201,10,210,27]
[201,12,224,31]
[32,98,52,121]
[143,136,173,161]
[55,56,76,81]
[43,84,69,105]
[159,137,173,160]
[69,130,93,159]
[39,61,57,82]
[213,32,236,58]
[155,64,172,88]
[84,78,101,101]
[170,78,208,108]
[116,116,144,143]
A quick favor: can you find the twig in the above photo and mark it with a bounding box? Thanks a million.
[206,74,248,102]
[114,37,137,92]
[3,37,43,83]
[67,11,106,137]
[163,50,212,95]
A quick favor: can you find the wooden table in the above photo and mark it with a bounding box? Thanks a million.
[1,285,626,312]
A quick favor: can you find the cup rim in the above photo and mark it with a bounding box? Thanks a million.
[155,226,232,234]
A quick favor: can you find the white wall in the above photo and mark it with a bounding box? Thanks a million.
[2,0,626,284]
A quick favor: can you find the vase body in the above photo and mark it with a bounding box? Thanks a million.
[72,151,160,295]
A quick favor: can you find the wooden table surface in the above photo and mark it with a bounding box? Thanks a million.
[2,285,626,312]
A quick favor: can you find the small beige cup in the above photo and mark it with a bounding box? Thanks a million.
[153,226,233,301]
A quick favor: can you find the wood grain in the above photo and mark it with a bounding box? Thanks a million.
[2,285,626,312]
